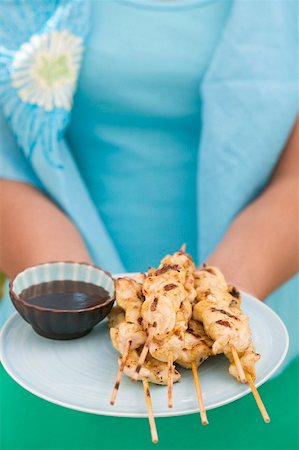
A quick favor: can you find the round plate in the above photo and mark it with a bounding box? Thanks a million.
[0,285,288,417]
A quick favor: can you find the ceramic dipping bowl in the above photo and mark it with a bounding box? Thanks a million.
[9,262,115,340]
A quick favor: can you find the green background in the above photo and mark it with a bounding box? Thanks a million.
[1,357,298,450]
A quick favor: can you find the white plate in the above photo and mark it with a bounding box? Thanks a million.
[0,286,288,418]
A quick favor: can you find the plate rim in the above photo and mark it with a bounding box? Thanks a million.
[0,290,289,418]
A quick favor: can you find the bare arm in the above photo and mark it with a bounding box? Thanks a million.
[0,180,91,279]
[206,117,299,300]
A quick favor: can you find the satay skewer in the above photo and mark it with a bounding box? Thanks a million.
[132,324,156,382]
[191,362,208,425]
[142,378,159,443]
[230,344,246,383]
[180,243,186,252]
[110,339,132,405]
[245,371,270,423]
[167,351,174,408]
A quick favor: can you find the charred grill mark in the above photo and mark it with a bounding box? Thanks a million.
[229,299,238,307]
[191,332,201,338]
[229,286,240,299]
[164,283,177,291]
[145,386,150,397]
[135,363,142,375]
[187,327,201,338]
[137,317,143,325]
[114,381,120,390]
[211,307,239,320]
[216,320,231,328]
[155,264,180,276]
[150,297,159,311]
[204,268,216,275]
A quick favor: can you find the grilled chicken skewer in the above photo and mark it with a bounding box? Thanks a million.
[109,277,147,404]
[193,266,269,422]
[109,277,181,385]
[193,266,260,382]
[122,349,181,384]
[175,319,213,425]
[132,254,192,381]
[175,320,213,369]
[132,246,198,382]
[148,295,192,405]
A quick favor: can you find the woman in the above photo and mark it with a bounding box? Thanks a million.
[0,1,298,449]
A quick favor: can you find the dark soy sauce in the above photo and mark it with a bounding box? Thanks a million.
[20,280,110,310]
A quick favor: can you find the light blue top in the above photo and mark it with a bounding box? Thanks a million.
[0,0,298,366]
[67,0,231,271]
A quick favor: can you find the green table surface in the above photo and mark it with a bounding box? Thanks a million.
[1,357,298,450]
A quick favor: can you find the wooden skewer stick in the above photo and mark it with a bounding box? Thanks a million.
[180,243,186,252]
[230,344,246,383]
[110,340,132,405]
[142,378,159,444]
[191,362,208,425]
[132,324,156,382]
[245,371,270,423]
[167,351,174,408]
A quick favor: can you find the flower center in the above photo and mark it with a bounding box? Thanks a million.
[35,54,71,87]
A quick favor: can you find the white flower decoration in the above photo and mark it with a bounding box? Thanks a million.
[11,30,83,111]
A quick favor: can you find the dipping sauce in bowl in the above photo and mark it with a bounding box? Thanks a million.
[10,262,115,340]
[20,281,110,310]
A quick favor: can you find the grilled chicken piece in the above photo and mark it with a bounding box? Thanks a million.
[141,271,188,338]
[193,300,252,355]
[115,277,144,324]
[122,349,181,385]
[227,343,260,381]
[142,268,186,301]
[160,249,197,302]
[108,306,125,329]
[110,321,147,354]
[149,332,184,362]
[141,250,197,338]
[148,297,192,362]
[195,266,227,292]
[176,320,213,369]
[175,299,192,334]
[109,276,147,354]
[193,266,259,382]
[193,266,252,355]
[127,272,146,284]
[141,296,176,338]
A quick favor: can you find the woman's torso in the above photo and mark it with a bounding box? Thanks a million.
[67,0,231,271]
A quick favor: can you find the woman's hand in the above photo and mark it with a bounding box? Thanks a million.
[0,180,92,279]
[206,117,299,300]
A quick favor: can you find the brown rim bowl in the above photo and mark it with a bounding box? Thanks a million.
[9,261,115,340]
